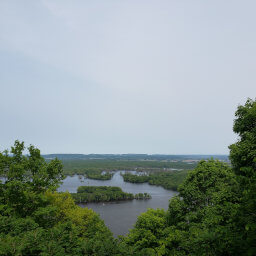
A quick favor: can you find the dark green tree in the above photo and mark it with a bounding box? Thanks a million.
[229,98,256,254]
[229,98,256,178]
[123,160,240,255]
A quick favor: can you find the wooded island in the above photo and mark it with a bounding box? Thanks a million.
[71,186,151,203]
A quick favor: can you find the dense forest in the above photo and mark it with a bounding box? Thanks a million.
[0,98,255,255]
[71,186,151,203]
[122,169,189,190]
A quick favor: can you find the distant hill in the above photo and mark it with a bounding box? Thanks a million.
[42,154,229,162]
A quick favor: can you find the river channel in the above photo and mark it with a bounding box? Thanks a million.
[58,171,177,236]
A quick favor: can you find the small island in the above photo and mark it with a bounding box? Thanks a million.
[71,186,151,203]
[83,170,113,180]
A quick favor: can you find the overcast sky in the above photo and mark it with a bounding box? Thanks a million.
[0,0,255,154]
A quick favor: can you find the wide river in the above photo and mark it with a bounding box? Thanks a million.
[58,171,177,236]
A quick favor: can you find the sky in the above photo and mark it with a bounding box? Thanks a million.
[0,0,255,154]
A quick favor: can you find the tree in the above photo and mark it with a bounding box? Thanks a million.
[123,161,240,255]
[0,141,118,255]
[166,160,240,255]
[0,140,64,217]
[119,99,256,255]
[122,209,168,256]
[229,98,256,254]
[229,98,256,178]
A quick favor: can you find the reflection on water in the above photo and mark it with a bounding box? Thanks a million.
[58,171,177,236]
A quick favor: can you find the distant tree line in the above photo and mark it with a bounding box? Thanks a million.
[61,159,196,177]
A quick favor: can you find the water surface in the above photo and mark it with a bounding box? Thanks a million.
[59,171,177,236]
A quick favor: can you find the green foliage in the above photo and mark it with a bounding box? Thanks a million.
[0,141,119,256]
[0,193,119,255]
[229,98,256,254]
[124,160,240,255]
[122,209,168,255]
[178,160,239,212]
[229,98,256,178]
[0,140,64,191]
[0,140,64,218]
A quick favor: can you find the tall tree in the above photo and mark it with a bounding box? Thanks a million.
[0,141,118,255]
[229,98,256,254]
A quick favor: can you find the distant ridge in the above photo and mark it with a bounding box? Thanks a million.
[42,154,229,161]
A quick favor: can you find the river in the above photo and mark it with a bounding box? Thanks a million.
[58,171,177,236]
